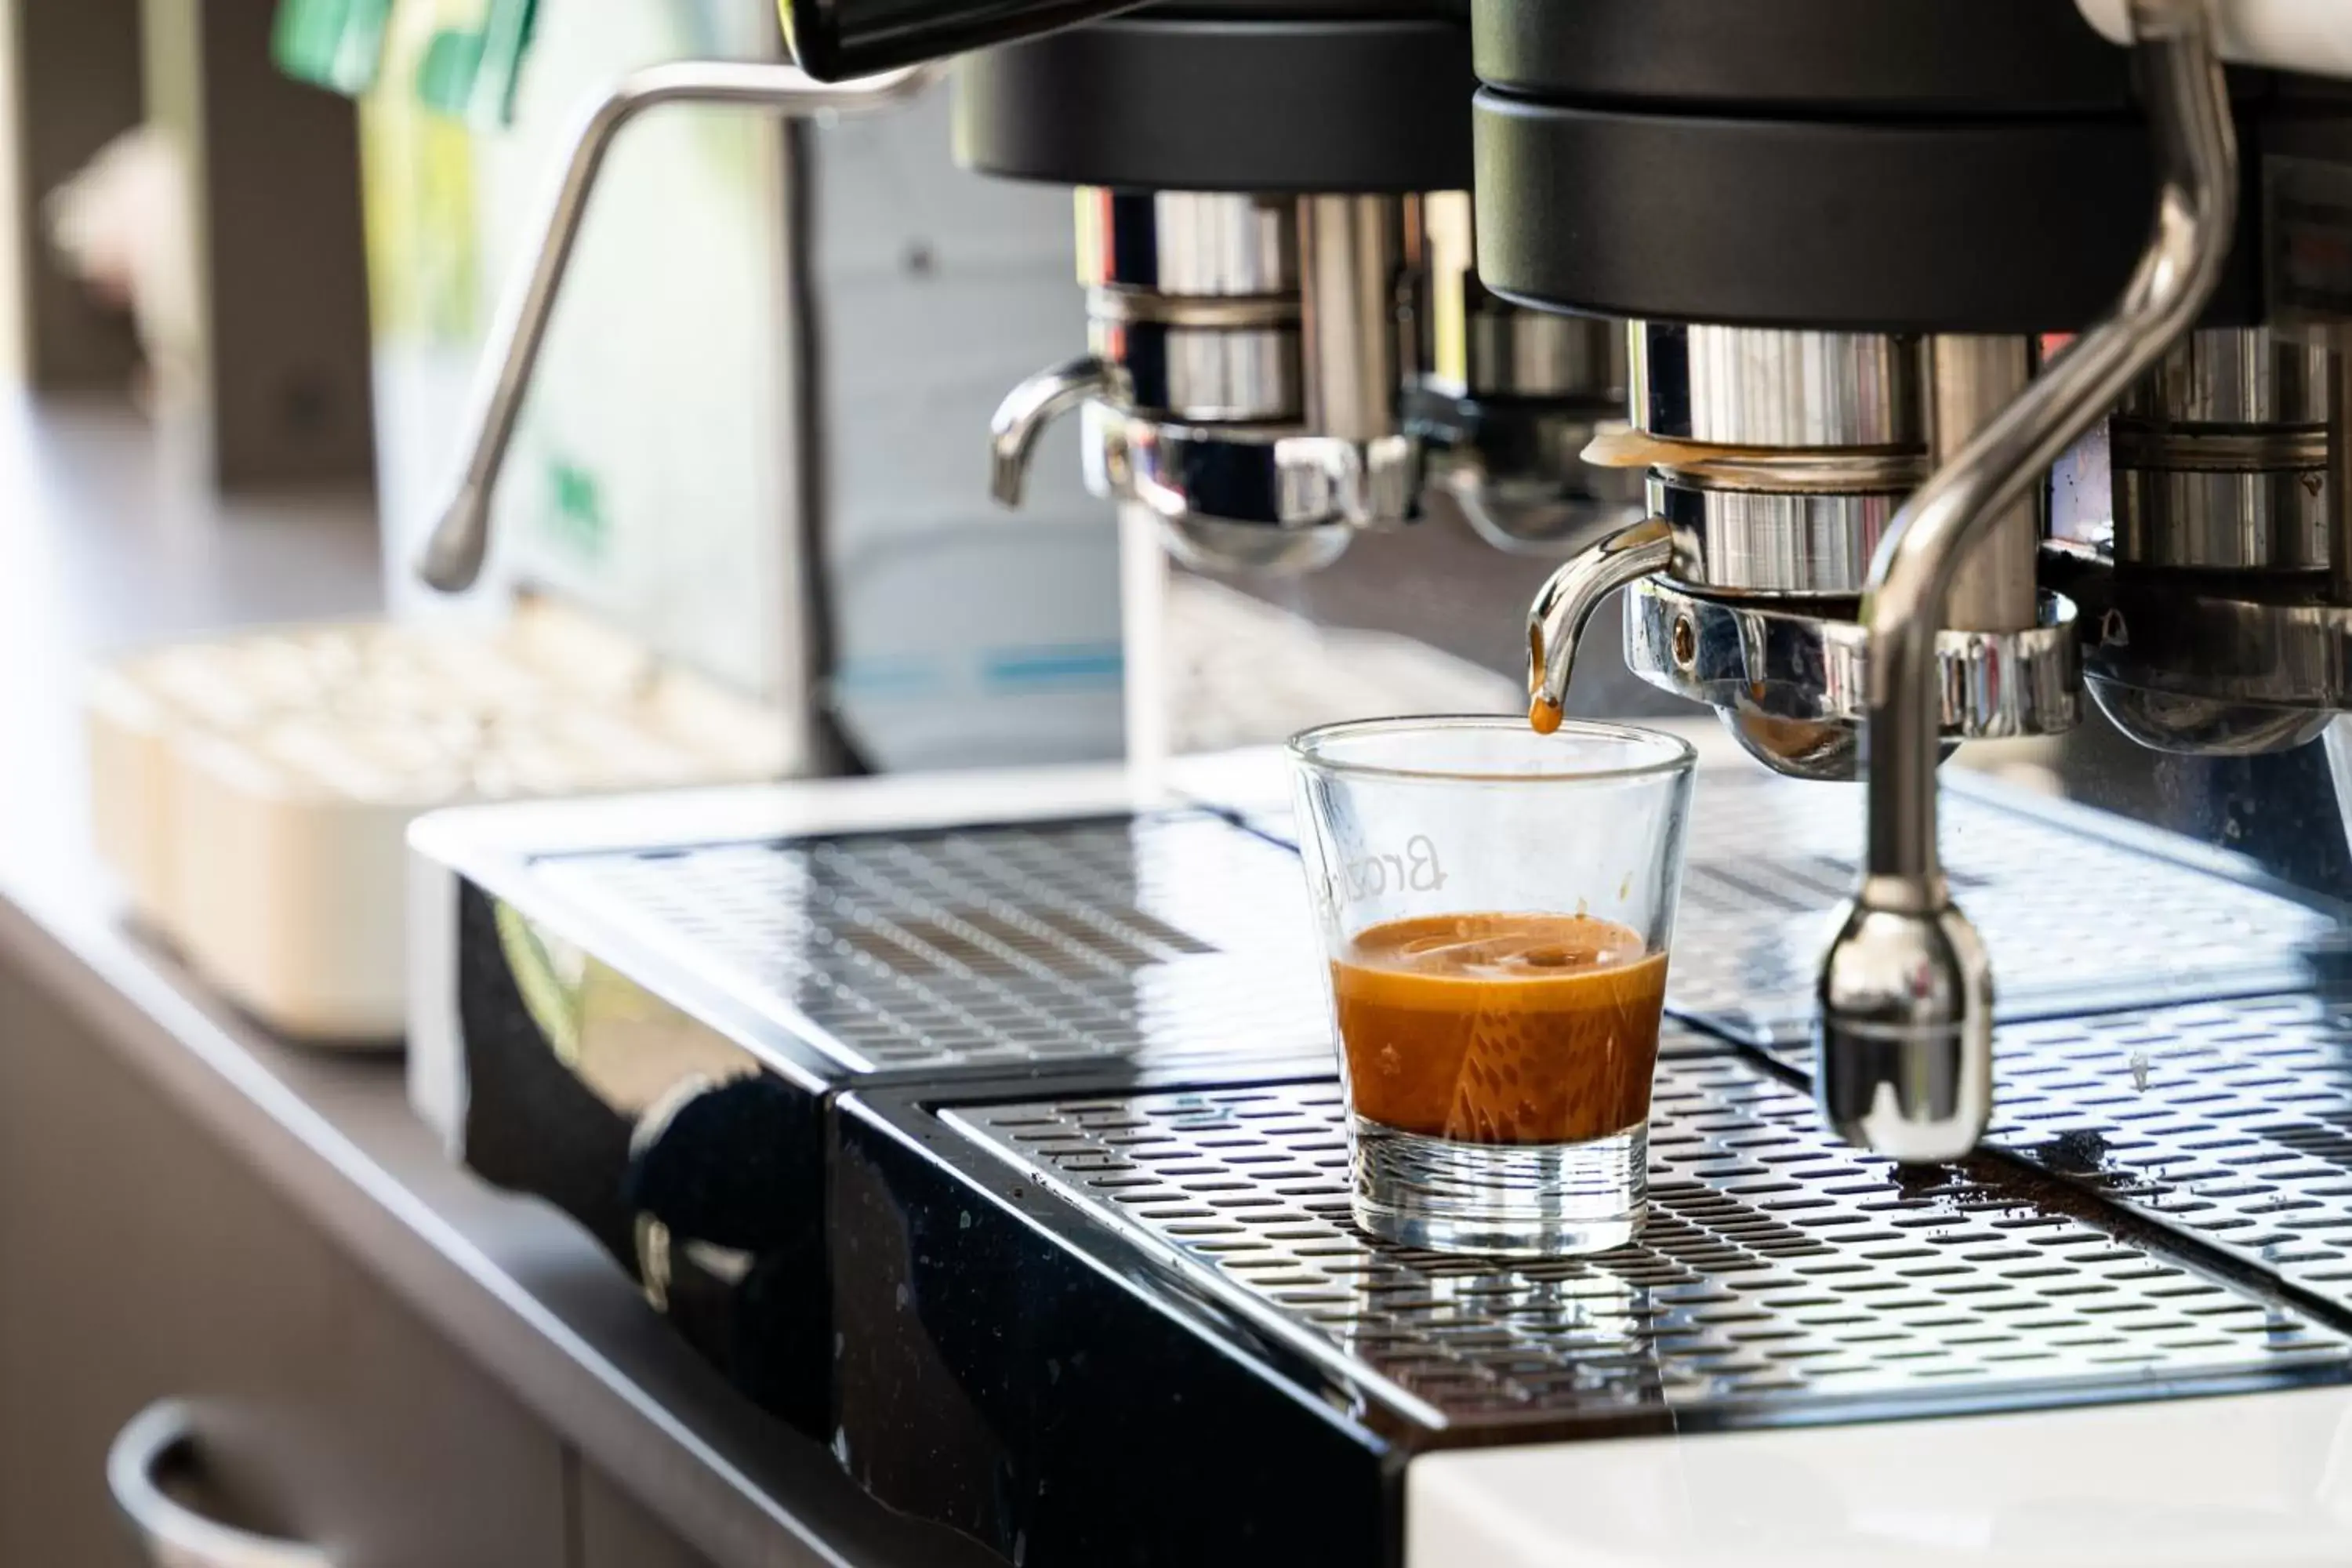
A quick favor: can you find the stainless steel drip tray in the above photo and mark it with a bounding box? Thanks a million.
[929,1045,2351,1439]
[426,757,2340,1096]
[512,805,1338,1081]
[1672,773,2347,1048]
[1981,995,2352,1323]
[1202,766,2345,1049]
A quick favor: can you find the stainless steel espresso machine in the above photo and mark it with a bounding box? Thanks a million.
[955,13,1640,570]
[408,2,2352,1563]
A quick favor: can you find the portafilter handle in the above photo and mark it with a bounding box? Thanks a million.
[782,0,1149,81]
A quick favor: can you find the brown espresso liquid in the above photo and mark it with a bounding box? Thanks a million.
[1333,913,1668,1145]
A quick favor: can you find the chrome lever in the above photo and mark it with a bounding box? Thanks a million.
[1524,516,1673,728]
[415,59,938,593]
[989,356,1112,508]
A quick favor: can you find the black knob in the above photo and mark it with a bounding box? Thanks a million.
[783,0,1152,80]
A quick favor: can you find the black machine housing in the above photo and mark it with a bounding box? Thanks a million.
[1469,0,2352,332]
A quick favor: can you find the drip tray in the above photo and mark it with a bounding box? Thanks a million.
[1203,771,2343,1050]
[1647,771,2340,1045]
[1972,994,2352,1320]
[940,1046,2352,1436]
[504,772,2339,1088]
[1740,996,2352,1324]
[525,810,1333,1077]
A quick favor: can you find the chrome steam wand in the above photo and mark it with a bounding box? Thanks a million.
[1817,0,2236,1161]
[415,59,938,593]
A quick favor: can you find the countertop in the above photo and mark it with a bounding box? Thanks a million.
[0,393,1001,1568]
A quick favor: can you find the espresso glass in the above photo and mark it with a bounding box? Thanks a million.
[1288,717,1696,1255]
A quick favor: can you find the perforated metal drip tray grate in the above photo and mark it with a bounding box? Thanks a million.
[525,810,1335,1077]
[1207,770,2344,1050]
[1972,994,2352,1324]
[943,1045,2352,1435]
[1671,772,2342,1046]
[508,771,2339,1086]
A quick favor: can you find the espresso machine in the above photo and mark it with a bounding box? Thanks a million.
[408,2,2352,1563]
[912,0,1640,572]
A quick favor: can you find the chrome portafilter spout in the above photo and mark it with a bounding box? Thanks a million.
[989,190,1429,575]
[990,355,1113,509]
[1525,517,1672,726]
[413,60,938,593]
[1519,325,1936,753]
[1818,0,2237,1163]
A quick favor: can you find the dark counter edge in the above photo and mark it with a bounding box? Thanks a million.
[0,877,1004,1568]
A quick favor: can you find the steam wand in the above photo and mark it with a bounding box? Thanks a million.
[1815,0,2236,1161]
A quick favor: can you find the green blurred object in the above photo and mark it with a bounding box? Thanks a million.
[276,0,536,127]
[416,0,539,126]
[272,0,397,95]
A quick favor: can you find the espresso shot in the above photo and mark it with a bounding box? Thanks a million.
[1332,913,1668,1145]
[1290,717,1695,1255]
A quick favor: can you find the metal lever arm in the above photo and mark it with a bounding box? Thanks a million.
[416,59,935,593]
[1817,0,2236,1160]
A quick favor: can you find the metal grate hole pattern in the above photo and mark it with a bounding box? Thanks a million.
[833,902,1214,978]
[949,1051,2348,1428]
[1669,772,2337,1046]
[1207,773,2337,1047]
[518,777,2333,1076]
[531,813,1333,1075]
[1991,995,2352,1317]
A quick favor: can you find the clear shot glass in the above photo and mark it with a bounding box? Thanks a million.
[1289,717,1696,1254]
